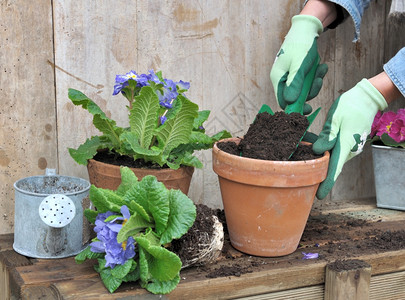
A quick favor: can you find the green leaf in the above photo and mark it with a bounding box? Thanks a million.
[160,189,196,244]
[84,208,99,224]
[89,185,122,213]
[193,110,210,129]
[145,275,181,295]
[124,176,169,235]
[138,246,150,283]
[210,129,232,141]
[68,89,107,117]
[68,89,123,150]
[116,213,153,243]
[120,131,161,157]
[127,200,151,222]
[129,86,160,148]
[93,114,123,150]
[68,136,103,165]
[155,95,198,161]
[111,259,133,279]
[166,153,202,169]
[115,167,138,197]
[122,263,140,282]
[380,133,405,148]
[135,236,182,282]
[75,246,104,264]
[100,268,123,293]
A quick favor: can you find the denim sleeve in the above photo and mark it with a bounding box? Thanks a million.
[304,0,371,41]
[383,48,405,98]
[328,0,371,41]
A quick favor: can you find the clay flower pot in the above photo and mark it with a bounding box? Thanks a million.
[212,137,329,257]
[87,159,194,195]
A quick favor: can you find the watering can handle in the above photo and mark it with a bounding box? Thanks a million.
[285,54,320,115]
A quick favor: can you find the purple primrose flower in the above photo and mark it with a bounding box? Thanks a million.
[302,252,319,260]
[90,205,135,269]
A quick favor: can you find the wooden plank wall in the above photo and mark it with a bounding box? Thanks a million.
[0,0,403,234]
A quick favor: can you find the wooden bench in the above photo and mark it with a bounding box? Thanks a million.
[2,198,405,299]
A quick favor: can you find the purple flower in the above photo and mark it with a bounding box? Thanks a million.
[90,206,135,269]
[112,71,139,96]
[302,252,319,260]
[176,80,190,91]
[160,115,167,125]
[115,70,138,84]
[113,82,129,96]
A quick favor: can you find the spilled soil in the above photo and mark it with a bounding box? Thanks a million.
[183,211,405,279]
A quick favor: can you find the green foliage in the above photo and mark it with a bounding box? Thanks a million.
[369,133,405,148]
[68,80,231,169]
[75,167,196,294]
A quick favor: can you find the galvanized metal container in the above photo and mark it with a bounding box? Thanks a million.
[13,172,91,258]
[372,144,405,210]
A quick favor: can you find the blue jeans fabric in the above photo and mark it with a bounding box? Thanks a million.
[304,0,404,97]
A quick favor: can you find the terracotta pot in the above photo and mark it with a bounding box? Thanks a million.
[87,159,194,195]
[212,137,329,257]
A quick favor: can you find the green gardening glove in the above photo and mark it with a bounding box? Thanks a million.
[270,15,328,114]
[313,79,388,199]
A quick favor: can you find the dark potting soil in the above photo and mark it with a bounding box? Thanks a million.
[93,151,168,169]
[193,210,405,279]
[217,111,322,161]
[170,204,217,265]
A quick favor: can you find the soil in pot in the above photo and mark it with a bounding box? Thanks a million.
[93,151,168,169]
[88,150,194,195]
[217,111,322,161]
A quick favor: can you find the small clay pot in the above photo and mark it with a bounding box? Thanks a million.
[87,159,194,195]
[212,137,329,257]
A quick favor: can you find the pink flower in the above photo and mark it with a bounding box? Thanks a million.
[376,111,397,137]
[370,111,383,137]
[389,117,405,143]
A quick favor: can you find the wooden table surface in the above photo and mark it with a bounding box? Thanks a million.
[2,198,405,300]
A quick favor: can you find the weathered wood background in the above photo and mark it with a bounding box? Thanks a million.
[0,0,404,234]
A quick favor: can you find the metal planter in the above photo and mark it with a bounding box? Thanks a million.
[372,144,405,210]
[13,173,91,258]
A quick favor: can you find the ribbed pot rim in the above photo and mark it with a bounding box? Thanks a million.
[212,137,329,187]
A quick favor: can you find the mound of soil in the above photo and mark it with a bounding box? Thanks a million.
[217,111,321,161]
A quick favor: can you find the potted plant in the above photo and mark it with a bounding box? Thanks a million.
[75,166,197,294]
[369,108,405,210]
[68,70,231,194]
[212,103,329,257]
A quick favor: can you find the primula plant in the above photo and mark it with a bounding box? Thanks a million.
[369,108,405,148]
[75,167,196,294]
[68,70,231,169]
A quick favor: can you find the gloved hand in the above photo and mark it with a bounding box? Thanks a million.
[313,79,388,199]
[270,15,328,114]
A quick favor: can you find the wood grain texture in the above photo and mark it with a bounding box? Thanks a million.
[0,0,57,234]
[0,0,403,234]
[324,261,371,300]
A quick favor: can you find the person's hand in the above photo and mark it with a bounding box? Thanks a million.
[270,15,328,114]
[313,79,388,199]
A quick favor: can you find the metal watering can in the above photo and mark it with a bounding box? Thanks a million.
[13,169,91,259]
